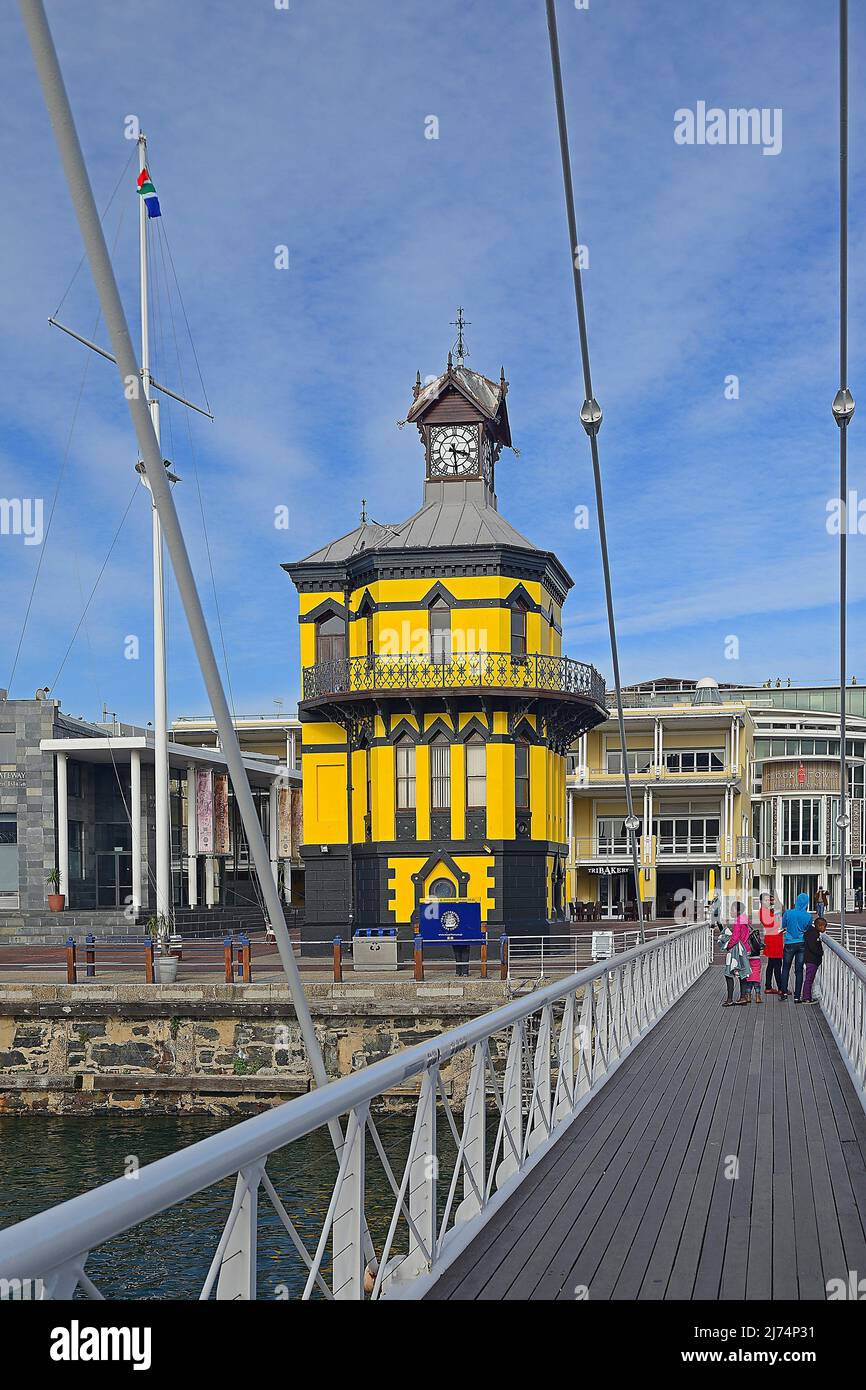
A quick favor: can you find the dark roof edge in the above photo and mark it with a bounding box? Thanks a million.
[282,542,574,602]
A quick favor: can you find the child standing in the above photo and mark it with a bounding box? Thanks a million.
[802,918,826,1002]
[742,922,764,1003]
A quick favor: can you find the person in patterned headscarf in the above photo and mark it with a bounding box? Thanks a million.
[719,901,751,1006]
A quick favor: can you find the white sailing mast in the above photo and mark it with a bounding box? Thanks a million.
[136,132,171,922]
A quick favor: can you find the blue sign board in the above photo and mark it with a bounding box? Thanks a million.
[418,899,484,944]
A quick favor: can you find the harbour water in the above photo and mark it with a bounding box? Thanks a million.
[0,1112,426,1299]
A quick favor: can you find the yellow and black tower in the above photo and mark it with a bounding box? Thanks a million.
[284,349,607,943]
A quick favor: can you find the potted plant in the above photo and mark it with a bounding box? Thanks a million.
[46,868,65,913]
[148,913,179,984]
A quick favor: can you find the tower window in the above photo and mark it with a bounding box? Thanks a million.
[316,611,346,664]
[395,737,416,810]
[515,740,530,810]
[511,600,528,657]
[466,733,486,808]
[430,734,451,811]
[429,597,452,664]
[365,614,374,659]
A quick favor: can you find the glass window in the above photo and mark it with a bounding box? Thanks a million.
[428,877,456,899]
[68,821,83,879]
[515,740,530,810]
[0,732,15,765]
[511,601,528,657]
[780,798,821,855]
[316,611,346,664]
[429,598,451,664]
[67,760,82,798]
[95,822,132,852]
[465,734,486,808]
[607,748,652,774]
[395,738,416,810]
[430,735,451,811]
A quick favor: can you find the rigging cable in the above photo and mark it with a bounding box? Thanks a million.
[544,0,645,940]
[5,185,131,698]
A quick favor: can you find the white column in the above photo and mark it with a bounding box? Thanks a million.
[284,860,292,906]
[269,780,280,892]
[130,749,142,912]
[186,764,197,907]
[56,752,69,899]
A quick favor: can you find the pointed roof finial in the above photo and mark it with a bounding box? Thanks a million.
[413,370,422,399]
[360,498,368,524]
[450,306,470,366]
[500,365,508,396]
[447,349,453,371]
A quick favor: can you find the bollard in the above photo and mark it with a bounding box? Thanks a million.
[223,936,233,984]
[85,932,96,979]
[239,935,252,984]
[480,934,488,980]
[413,933,424,982]
[500,933,508,982]
[65,936,77,985]
[144,936,155,985]
[333,935,343,983]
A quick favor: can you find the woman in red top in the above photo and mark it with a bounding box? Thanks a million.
[760,892,784,994]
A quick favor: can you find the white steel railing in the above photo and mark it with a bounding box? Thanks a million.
[505,927,684,980]
[818,936,866,1107]
[0,924,711,1302]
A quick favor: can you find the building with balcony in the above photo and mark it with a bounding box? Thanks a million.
[284,351,608,941]
[567,676,866,919]
[566,677,755,918]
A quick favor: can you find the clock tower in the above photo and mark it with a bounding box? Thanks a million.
[284,334,607,949]
[409,352,512,505]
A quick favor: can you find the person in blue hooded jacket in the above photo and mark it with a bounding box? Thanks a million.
[779,892,813,1001]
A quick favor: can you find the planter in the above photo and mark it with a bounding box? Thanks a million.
[47,894,65,913]
[154,954,179,984]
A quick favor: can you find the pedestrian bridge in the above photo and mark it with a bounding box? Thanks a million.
[0,924,864,1300]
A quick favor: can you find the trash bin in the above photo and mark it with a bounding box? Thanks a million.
[352,927,398,971]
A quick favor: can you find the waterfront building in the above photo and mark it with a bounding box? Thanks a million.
[0,690,297,930]
[567,677,866,918]
[284,353,607,941]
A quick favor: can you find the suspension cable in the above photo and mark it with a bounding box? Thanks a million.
[545,0,645,940]
[833,0,854,931]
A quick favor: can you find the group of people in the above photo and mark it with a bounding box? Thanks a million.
[718,890,827,1006]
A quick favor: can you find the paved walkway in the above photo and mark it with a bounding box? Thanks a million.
[428,965,866,1300]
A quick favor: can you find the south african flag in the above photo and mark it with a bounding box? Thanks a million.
[137,167,161,218]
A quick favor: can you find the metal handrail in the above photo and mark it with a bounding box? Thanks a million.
[301,651,607,704]
[818,936,866,1106]
[0,923,711,1300]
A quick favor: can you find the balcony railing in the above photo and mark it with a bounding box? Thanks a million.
[302,652,607,704]
[656,837,720,858]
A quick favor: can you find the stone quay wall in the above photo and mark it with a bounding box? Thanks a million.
[0,979,510,1117]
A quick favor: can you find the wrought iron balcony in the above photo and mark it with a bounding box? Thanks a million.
[301,651,607,705]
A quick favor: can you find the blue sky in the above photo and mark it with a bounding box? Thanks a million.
[1,0,863,725]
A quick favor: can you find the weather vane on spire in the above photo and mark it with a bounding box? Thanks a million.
[450,306,470,366]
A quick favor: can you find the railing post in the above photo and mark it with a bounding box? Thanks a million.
[405,1071,437,1278]
[84,932,95,979]
[215,1161,264,1301]
[332,1105,368,1299]
[144,936,154,985]
[500,933,508,981]
[414,933,424,982]
[333,934,343,983]
[65,936,77,985]
[480,935,487,979]
[239,934,252,983]
[224,935,233,984]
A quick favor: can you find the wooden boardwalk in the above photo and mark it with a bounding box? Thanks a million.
[428,965,866,1300]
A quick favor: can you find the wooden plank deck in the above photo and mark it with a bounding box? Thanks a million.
[427,965,866,1300]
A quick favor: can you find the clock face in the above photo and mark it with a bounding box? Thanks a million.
[428,425,479,477]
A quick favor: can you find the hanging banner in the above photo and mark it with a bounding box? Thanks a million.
[291,786,303,857]
[213,773,230,856]
[195,768,214,854]
[278,784,292,858]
